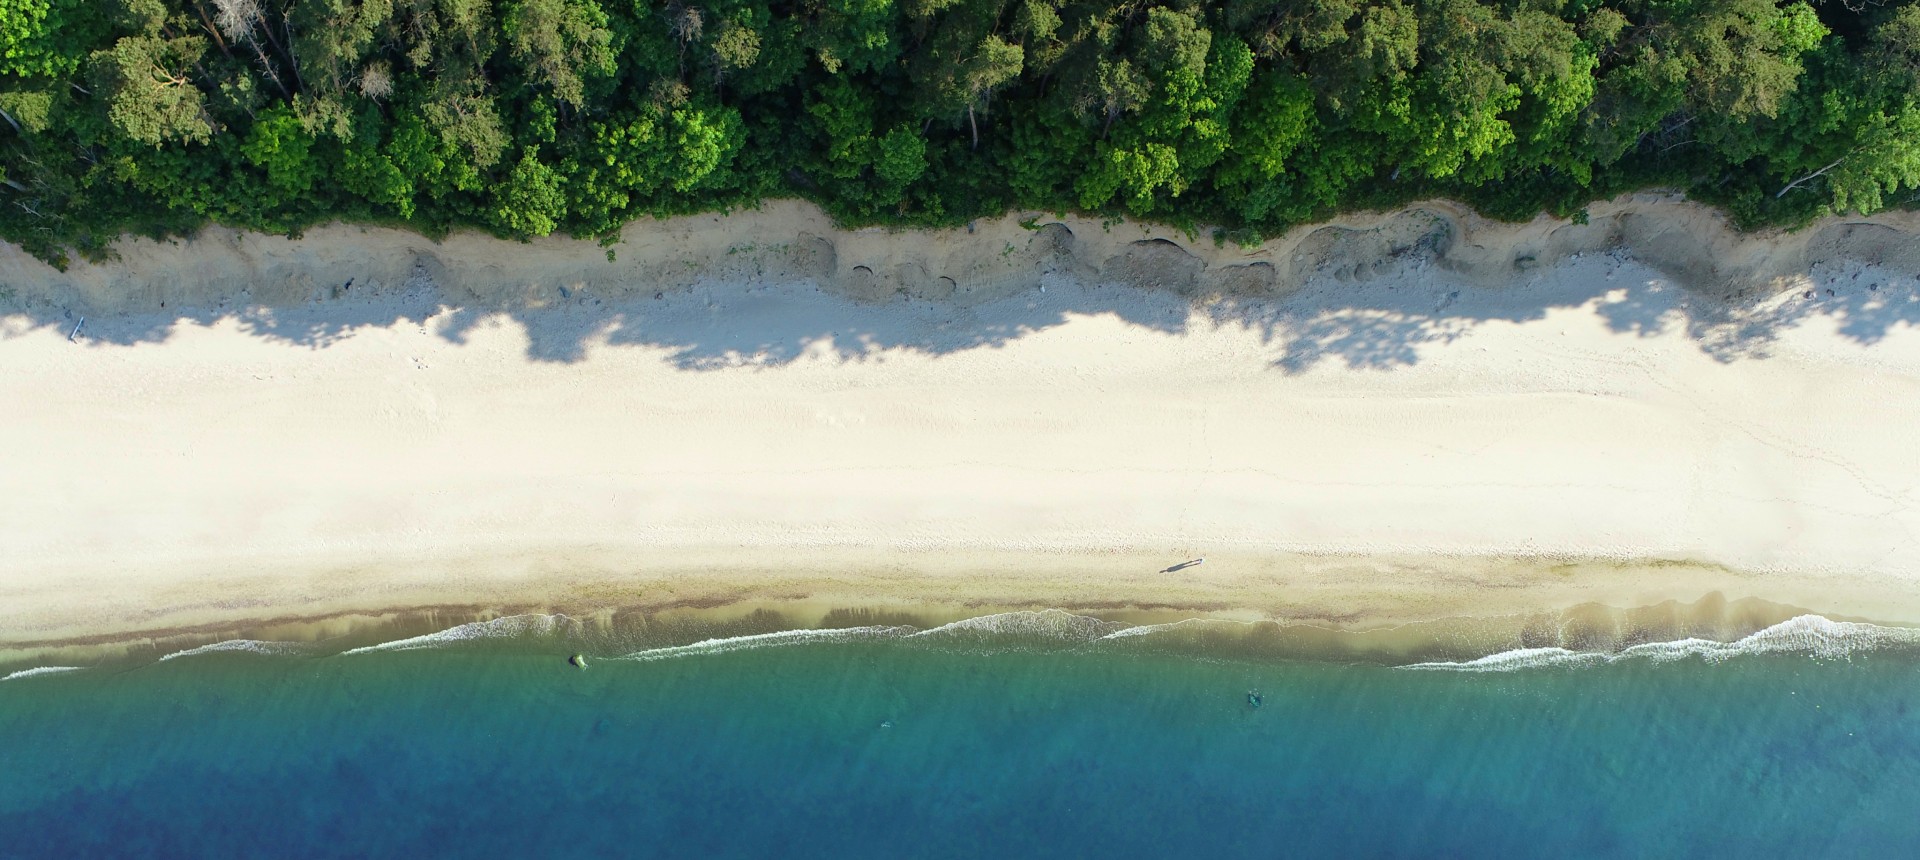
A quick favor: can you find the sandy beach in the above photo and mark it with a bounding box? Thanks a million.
[6,196,1920,656]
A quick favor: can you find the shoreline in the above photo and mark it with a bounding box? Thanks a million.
[7,197,1920,658]
[6,561,1917,673]
[9,536,1920,668]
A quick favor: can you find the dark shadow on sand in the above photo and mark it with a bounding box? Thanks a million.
[5,256,1919,372]
[1203,256,1920,372]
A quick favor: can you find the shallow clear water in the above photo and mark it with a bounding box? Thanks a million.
[2,618,1918,858]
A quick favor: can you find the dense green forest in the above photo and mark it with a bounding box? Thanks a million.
[2,0,1918,263]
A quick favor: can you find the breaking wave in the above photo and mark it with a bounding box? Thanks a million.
[341,614,582,655]
[159,640,311,661]
[1,666,85,683]
[906,609,1130,648]
[618,626,914,663]
[1401,615,1920,672]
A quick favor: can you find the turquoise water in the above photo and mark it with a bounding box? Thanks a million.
[2,613,1918,858]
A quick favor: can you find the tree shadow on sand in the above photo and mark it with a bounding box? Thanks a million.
[6,258,1919,371]
[425,277,1202,366]
[1,281,447,352]
[1203,257,1920,372]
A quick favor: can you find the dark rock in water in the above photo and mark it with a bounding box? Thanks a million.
[1247,691,1264,709]
[570,654,588,669]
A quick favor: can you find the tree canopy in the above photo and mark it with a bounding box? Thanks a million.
[2,0,1916,263]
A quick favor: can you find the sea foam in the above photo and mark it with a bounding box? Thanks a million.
[0,666,85,683]
[341,614,580,655]
[1402,615,1920,672]
[616,610,1143,663]
[618,626,914,662]
[907,609,1129,647]
[158,639,310,661]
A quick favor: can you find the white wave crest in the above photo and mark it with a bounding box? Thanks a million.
[158,639,308,662]
[619,626,913,663]
[1622,614,1920,663]
[341,614,579,655]
[907,609,1128,645]
[1403,615,1920,672]
[1,666,85,682]
[1401,647,1611,673]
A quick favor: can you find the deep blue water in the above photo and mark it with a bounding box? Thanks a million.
[2,615,1918,859]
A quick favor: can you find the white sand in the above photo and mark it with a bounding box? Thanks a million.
[5,198,1920,647]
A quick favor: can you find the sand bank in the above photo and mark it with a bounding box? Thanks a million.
[5,196,1920,653]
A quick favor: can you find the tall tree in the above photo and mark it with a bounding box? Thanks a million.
[90,34,214,146]
[502,0,613,108]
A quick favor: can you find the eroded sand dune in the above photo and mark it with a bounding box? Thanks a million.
[6,194,1920,313]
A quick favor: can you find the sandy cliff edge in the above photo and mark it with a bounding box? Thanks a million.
[5,194,1920,314]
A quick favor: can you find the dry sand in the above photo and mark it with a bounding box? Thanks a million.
[5,196,1920,654]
